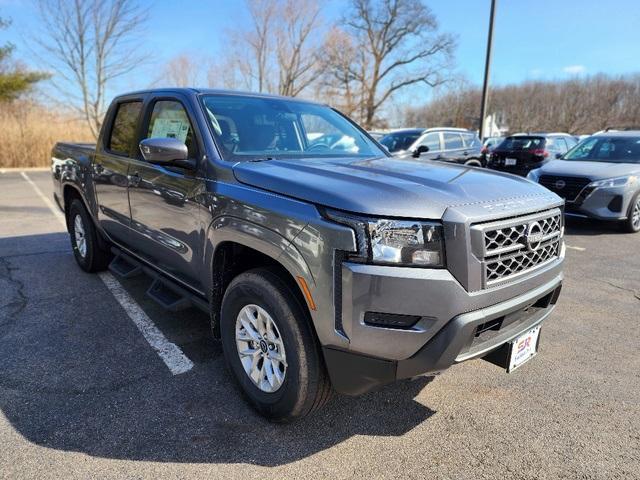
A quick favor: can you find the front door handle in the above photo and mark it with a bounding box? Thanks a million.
[128,172,141,187]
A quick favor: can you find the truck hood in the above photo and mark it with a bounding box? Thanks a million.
[233,156,557,219]
[539,159,640,180]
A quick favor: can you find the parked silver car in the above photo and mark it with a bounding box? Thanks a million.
[528,131,640,232]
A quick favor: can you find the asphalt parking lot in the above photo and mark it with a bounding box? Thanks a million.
[1,170,639,479]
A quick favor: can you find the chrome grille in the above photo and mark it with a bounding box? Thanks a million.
[471,209,562,287]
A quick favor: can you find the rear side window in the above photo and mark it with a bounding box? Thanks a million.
[462,133,480,148]
[443,132,464,150]
[146,100,197,158]
[554,137,569,153]
[108,101,143,156]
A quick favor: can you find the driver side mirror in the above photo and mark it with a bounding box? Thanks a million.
[139,138,193,168]
[555,152,563,159]
[412,145,429,158]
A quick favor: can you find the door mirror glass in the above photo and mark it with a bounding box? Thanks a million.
[555,152,563,159]
[139,137,189,164]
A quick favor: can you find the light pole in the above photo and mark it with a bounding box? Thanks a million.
[479,0,497,140]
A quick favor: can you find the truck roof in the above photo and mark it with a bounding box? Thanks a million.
[114,87,323,105]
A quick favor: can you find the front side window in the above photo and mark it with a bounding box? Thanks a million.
[108,101,143,156]
[416,132,441,152]
[564,136,640,163]
[146,100,196,158]
[201,94,383,160]
[380,132,421,153]
[443,133,464,150]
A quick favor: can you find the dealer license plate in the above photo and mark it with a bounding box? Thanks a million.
[508,326,541,372]
[505,157,517,166]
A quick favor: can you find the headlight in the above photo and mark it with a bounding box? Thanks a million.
[368,219,444,266]
[325,210,445,267]
[588,175,637,188]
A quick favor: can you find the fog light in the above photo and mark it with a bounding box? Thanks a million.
[364,312,421,329]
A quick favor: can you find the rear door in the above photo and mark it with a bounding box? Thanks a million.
[441,132,466,163]
[94,98,144,243]
[126,95,206,291]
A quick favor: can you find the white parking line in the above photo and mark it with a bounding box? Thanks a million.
[20,171,194,375]
[98,272,194,375]
[566,245,586,251]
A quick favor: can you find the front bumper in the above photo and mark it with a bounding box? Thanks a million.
[324,273,562,395]
[565,185,637,221]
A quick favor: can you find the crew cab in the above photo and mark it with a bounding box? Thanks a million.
[52,88,565,422]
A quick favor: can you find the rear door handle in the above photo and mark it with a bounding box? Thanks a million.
[128,172,141,187]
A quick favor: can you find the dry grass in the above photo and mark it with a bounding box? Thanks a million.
[0,101,94,168]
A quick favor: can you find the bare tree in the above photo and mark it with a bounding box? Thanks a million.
[322,0,455,128]
[35,0,146,138]
[275,0,323,97]
[218,0,324,96]
[157,54,204,88]
[406,74,640,135]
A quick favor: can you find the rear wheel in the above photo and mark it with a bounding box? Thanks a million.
[622,193,640,233]
[220,268,332,422]
[68,199,111,272]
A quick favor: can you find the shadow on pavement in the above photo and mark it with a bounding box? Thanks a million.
[0,232,436,466]
[564,216,625,236]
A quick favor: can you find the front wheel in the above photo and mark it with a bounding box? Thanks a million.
[220,268,332,422]
[622,193,640,233]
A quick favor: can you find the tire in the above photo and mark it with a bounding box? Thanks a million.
[68,199,112,272]
[622,192,640,233]
[464,159,482,167]
[220,268,332,422]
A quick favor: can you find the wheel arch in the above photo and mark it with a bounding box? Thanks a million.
[205,217,314,337]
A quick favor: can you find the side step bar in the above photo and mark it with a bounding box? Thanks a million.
[108,248,209,314]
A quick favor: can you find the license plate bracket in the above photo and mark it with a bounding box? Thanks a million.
[507,326,541,372]
[505,157,517,166]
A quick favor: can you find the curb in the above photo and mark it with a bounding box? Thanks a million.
[0,167,50,173]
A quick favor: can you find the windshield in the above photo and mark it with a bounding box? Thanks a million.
[497,136,544,150]
[201,94,384,160]
[379,131,422,152]
[563,136,640,164]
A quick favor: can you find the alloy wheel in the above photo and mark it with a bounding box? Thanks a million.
[235,304,287,393]
[73,214,87,258]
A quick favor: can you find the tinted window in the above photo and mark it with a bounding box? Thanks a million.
[564,136,640,163]
[498,136,544,150]
[416,132,441,151]
[380,132,421,152]
[202,95,382,160]
[146,100,196,158]
[443,133,464,150]
[108,101,142,156]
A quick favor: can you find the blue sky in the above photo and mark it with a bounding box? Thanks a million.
[1,0,639,94]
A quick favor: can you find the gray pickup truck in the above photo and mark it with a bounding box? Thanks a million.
[52,88,565,422]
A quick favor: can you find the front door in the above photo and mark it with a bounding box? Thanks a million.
[127,98,205,291]
[94,100,143,243]
[415,132,443,161]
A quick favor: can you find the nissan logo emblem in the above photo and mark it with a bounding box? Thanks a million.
[525,221,544,251]
[554,179,566,189]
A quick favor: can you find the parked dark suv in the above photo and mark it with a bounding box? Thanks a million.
[379,128,425,153]
[488,133,578,176]
[396,128,484,167]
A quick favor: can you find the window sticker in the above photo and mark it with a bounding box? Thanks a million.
[151,118,190,143]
